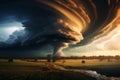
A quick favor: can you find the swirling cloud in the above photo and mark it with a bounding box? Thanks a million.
[0,0,120,56]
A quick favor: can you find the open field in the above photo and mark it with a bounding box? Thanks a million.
[0,59,96,80]
[55,59,120,77]
[0,59,120,80]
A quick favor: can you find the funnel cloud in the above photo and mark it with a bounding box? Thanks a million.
[0,0,120,57]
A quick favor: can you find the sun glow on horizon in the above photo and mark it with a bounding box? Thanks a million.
[67,50,120,56]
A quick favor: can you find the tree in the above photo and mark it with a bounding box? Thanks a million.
[81,60,85,64]
[34,58,38,62]
[47,54,51,62]
[8,57,13,62]
[81,56,86,64]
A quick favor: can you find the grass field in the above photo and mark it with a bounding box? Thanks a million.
[0,59,120,80]
[0,59,96,80]
[55,59,120,77]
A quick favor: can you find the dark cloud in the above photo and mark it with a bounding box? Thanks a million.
[0,0,120,57]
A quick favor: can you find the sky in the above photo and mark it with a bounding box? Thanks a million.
[0,0,120,57]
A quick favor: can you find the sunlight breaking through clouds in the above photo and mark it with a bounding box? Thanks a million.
[0,21,26,43]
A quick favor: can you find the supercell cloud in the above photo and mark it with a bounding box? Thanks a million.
[0,0,120,57]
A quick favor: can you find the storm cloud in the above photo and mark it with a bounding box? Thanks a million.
[0,0,120,57]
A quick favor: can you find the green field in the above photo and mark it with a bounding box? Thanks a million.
[0,59,120,80]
